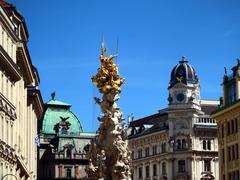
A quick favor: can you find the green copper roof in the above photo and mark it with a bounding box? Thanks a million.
[41,99,83,135]
[46,99,71,107]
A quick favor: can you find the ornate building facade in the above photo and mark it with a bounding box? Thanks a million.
[38,96,95,180]
[212,60,240,180]
[128,58,219,180]
[0,1,44,179]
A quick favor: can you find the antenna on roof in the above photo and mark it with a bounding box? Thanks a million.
[127,113,134,124]
[113,36,119,63]
[101,33,107,56]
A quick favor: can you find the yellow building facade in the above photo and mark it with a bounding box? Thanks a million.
[0,1,43,179]
[212,61,240,180]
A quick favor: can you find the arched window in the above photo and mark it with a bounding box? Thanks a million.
[182,139,186,149]
[66,149,71,158]
[61,127,68,135]
[207,140,211,150]
[203,140,206,150]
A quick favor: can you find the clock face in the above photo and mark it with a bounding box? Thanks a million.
[176,93,185,102]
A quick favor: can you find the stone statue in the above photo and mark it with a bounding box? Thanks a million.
[86,38,131,180]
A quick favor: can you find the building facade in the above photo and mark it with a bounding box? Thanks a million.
[128,58,219,180]
[211,60,240,180]
[0,1,44,179]
[38,96,95,180]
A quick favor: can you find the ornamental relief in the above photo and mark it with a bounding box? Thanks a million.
[0,98,16,120]
[0,140,17,164]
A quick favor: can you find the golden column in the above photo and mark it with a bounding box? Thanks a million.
[86,39,131,180]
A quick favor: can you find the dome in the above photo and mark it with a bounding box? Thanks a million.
[41,99,83,135]
[169,57,198,88]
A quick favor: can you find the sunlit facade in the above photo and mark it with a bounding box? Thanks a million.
[212,60,240,180]
[0,1,43,179]
[128,59,219,180]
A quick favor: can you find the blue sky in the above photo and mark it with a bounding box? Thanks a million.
[10,0,240,132]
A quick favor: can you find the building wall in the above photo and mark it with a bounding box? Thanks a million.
[213,104,240,180]
[0,5,43,180]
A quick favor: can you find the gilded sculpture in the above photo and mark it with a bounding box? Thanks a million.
[86,39,131,180]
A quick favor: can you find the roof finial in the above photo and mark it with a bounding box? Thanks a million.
[51,91,56,100]
[224,67,227,75]
[180,56,188,63]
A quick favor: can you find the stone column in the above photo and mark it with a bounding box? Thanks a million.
[86,40,131,180]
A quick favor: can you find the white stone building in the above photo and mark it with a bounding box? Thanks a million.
[0,1,43,179]
[128,58,219,180]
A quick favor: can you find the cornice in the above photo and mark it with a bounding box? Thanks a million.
[0,7,19,42]
[0,45,21,82]
[27,86,44,119]
[16,44,35,85]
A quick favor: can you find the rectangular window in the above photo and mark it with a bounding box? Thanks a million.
[231,120,235,134]
[66,168,71,178]
[152,145,157,155]
[145,147,149,157]
[162,143,166,153]
[228,147,231,161]
[222,149,225,163]
[227,121,230,135]
[232,145,235,160]
[153,164,157,176]
[204,160,211,172]
[222,123,224,137]
[228,173,231,180]
[162,162,166,175]
[146,166,149,178]
[227,83,236,104]
[138,149,142,158]
[235,118,238,133]
[236,144,239,160]
[138,167,142,179]
[236,170,239,180]
[178,160,185,172]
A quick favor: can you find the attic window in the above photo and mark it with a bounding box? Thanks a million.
[66,149,71,158]
[61,127,68,135]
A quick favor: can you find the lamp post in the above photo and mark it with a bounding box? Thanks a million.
[1,174,18,180]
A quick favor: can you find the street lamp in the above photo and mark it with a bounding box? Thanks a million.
[1,174,18,180]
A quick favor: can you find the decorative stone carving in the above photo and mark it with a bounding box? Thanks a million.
[86,39,131,180]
